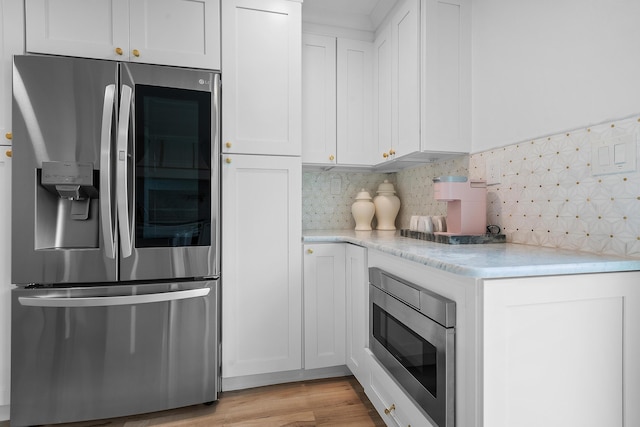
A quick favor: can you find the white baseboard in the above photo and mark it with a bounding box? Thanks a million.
[221,365,352,392]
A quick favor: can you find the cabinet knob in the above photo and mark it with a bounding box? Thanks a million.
[5,149,12,158]
[307,248,313,254]
[225,142,232,148]
[115,47,123,55]
[384,403,396,415]
[132,49,140,57]
[5,132,11,140]
[389,148,396,155]
[225,157,232,164]
[383,152,389,159]
[329,154,335,161]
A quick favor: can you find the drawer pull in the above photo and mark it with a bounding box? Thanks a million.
[384,403,395,415]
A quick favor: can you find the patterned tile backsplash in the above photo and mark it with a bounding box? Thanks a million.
[302,115,640,258]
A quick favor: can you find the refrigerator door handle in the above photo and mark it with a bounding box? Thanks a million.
[116,84,133,258]
[18,287,210,308]
[100,84,117,259]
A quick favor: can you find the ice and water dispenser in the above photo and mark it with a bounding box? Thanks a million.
[36,161,101,249]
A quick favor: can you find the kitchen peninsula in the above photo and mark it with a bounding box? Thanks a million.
[303,230,640,427]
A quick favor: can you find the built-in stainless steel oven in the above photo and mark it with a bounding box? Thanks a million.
[369,267,456,427]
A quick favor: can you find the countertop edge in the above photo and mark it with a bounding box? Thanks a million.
[302,232,640,279]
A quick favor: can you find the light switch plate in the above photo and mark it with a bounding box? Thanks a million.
[591,134,637,175]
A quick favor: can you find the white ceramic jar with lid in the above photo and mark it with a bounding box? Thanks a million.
[373,180,400,230]
[351,189,375,230]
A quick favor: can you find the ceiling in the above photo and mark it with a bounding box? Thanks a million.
[302,0,398,32]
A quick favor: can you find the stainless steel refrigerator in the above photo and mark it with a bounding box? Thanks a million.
[10,55,221,426]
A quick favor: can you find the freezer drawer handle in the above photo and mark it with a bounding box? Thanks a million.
[18,288,210,308]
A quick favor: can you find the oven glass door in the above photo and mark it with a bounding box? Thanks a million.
[373,303,438,397]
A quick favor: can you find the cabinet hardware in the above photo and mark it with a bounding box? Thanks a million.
[132,49,140,57]
[389,148,396,155]
[329,154,335,161]
[383,152,389,159]
[384,403,396,415]
[5,132,12,140]
[5,150,12,158]
[115,47,123,55]
[307,248,313,254]
[225,142,232,148]
[225,158,232,164]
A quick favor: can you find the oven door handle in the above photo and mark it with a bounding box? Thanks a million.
[18,288,210,308]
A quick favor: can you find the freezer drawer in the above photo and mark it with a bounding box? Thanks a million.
[10,280,220,426]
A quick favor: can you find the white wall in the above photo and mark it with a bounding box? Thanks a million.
[471,0,640,152]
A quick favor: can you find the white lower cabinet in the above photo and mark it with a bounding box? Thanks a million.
[482,273,640,427]
[221,154,302,380]
[345,243,368,383]
[303,243,346,369]
[0,146,11,416]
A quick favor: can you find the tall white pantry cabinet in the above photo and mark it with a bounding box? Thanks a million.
[220,0,303,385]
[0,0,23,417]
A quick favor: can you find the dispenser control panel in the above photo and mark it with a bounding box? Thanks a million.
[41,161,93,186]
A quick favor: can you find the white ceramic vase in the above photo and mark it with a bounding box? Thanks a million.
[351,189,375,231]
[373,180,400,230]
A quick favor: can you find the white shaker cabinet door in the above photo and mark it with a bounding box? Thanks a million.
[391,0,420,158]
[301,33,336,165]
[0,147,11,409]
[345,243,367,383]
[336,39,373,166]
[221,154,302,379]
[25,0,129,60]
[1,0,24,145]
[373,24,392,164]
[303,243,346,370]
[221,0,301,156]
[129,0,220,69]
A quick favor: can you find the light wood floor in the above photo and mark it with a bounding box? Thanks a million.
[9,376,386,427]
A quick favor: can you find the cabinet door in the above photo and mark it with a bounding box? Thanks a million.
[221,0,301,156]
[129,0,220,69]
[221,154,302,378]
[25,0,129,60]
[301,33,336,165]
[421,0,470,153]
[373,24,392,164]
[337,39,373,166]
[391,0,420,158]
[303,243,346,370]
[1,0,24,145]
[345,244,367,382]
[0,147,11,407]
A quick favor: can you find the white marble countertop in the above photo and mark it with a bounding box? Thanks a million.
[302,230,640,278]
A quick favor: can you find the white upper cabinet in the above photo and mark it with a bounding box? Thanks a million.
[302,33,373,166]
[222,0,301,156]
[302,33,336,165]
[421,0,471,153]
[25,0,221,69]
[390,0,420,159]
[336,39,373,166]
[1,0,24,145]
[374,0,470,165]
[373,24,392,164]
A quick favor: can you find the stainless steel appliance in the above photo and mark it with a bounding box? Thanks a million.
[369,267,456,427]
[10,54,221,426]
